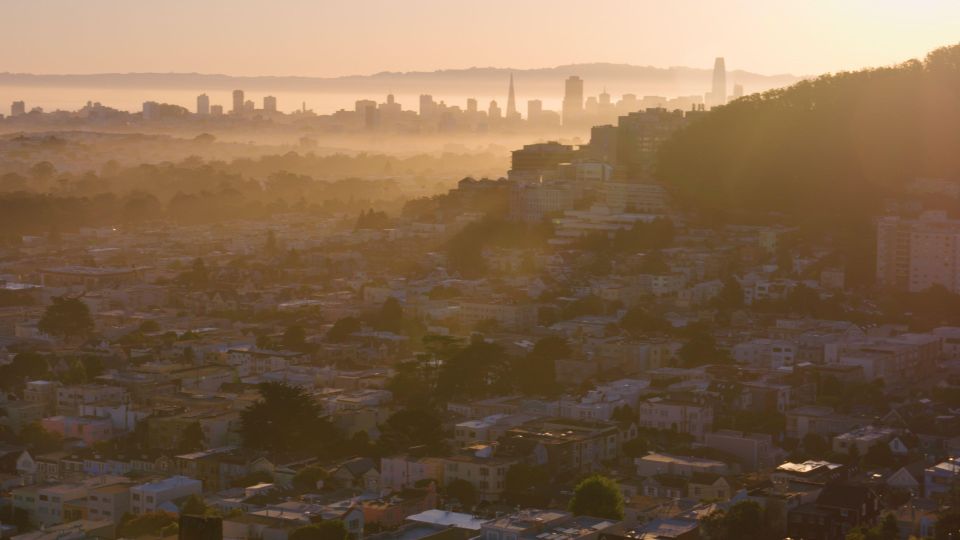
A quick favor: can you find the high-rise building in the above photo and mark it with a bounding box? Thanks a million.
[232,89,244,114]
[506,74,518,119]
[263,95,277,113]
[243,100,255,112]
[11,101,26,117]
[599,88,611,108]
[732,84,744,100]
[466,98,478,114]
[616,108,690,180]
[527,99,542,120]
[876,212,960,292]
[488,100,502,120]
[562,76,584,127]
[210,104,224,116]
[710,57,727,108]
[196,94,210,115]
[419,94,437,117]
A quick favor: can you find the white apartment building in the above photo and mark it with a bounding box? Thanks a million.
[877,212,960,292]
[638,397,713,441]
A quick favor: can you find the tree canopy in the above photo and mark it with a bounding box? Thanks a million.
[568,475,624,520]
[38,296,94,340]
[240,382,341,455]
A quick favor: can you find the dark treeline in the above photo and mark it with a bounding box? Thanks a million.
[0,151,508,234]
[658,43,960,230]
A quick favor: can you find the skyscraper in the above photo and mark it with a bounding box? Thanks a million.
[196,94,210,115]
[711,57,727,108]
[506,74,518,119]
[527,99,542,120]
[466,98,478,114]
[732,84,744,100]
[10,101,25,117]
[232,90,244,114]
[488,100,502,120]
[263,95,277,113]
[562,76,584,127]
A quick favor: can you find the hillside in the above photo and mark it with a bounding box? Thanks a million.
[0,64,799,99]
[657,44,960,230]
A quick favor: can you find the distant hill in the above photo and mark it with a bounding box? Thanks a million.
[657,43,960,230]
[0,64,800,99]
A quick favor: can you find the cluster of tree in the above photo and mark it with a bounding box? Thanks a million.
[574,218,676,257]
[355,209,392,230]
[239,382,342,456]
[402,177,512,223]
[388,334,568,411]
[699,501,774,540]
[844,513,900,540]
[658,44,960,233]
[445,217,553,278]
[568,475,625,520]
[289,521,350,540]
[117,511,179,539]
[0,153,481,232]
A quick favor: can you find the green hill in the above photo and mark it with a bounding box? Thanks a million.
[657,44,960,230]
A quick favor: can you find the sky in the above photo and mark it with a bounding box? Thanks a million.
[1,0,958,78]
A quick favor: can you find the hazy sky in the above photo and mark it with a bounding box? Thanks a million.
[2,0,958,77]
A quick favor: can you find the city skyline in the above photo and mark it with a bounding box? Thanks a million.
[0,0,957,77]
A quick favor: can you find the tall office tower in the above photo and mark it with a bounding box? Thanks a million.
[263,95,277,113]
[419,94,437,117]
[599,88,611,107]
[232,89,244,114]
[506,74,518,118]
[732,84,744,100]
[466,98,478,113]
[562,76,584,127]
[527,99,542,120]
[10,101,25,117]
[196,94,210,115]
[243,99,255,112]
[210,104,224,116]
[711,57,727,108]
[488,100,502,120]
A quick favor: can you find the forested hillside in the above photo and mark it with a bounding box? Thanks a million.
[658,44,960,230]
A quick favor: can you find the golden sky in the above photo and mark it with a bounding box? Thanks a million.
[1,0,958,77]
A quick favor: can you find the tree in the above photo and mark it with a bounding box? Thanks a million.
[283,325,308,351]
[18,422,62,453]
[936,510,960,540]
[436,335,513,400]
[0,352,51,391]
[38,296,94,340]
[180,494,213,516]
[118,511,177,539]
[677,323,723,367]
[701,501,767,540]
[619,307,672,336]
[290,521,350,540]
[568,475,624,520]
[178,422,205,453]
[863,441,897,469]
[446,479,478,510]
[504,464,551,506]
[327,317,362,343]
[515,336,567,396]
[293,465,328,492]
[379,408,446,455]
[372,297,404,333]
[622,438,649,458]
[240,382,341,455]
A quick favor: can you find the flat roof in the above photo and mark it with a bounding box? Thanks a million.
[407,509,489,530]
